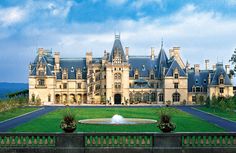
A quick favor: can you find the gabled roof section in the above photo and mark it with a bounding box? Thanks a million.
[188,70,209,92]
[109,34,126,62]
[165,60,186,77]
[129,56,157,77]
[57,58,87,80]
[30,52,55,76]
[156,42,168,78]
[210,63,232,86]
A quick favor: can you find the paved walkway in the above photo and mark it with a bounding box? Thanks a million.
[0,106,58,132]
[175,106,236,132]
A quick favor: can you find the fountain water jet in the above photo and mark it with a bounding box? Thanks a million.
[79,114,157,125]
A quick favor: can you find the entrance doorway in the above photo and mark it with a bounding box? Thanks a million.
[114,94,121,104]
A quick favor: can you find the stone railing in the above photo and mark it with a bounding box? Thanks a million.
[0,132,236,153]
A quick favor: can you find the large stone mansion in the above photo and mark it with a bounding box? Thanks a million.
[29,35,234,105]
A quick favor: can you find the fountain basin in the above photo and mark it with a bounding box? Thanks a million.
[79,118,157,125]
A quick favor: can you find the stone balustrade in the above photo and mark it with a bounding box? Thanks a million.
[0,132,235,153]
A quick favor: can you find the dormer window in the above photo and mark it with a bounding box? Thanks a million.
[195,79,198,84]
[63,73,67,80]
[220,78,224,84]
[142,65,145,71]
[150,74,154,79]
[174,73,178,79]
[38,70,44,76]
[134,74,139,80]
[154,65,157,70]
[71,67,74,73]
[204,79,207,84]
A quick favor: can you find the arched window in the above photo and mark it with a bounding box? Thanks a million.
[114,73,121,80]
[172,93,180,102]
[134,93,142,102]
[143,93,150,102]
[151,93,156,102]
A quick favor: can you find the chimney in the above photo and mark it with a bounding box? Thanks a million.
[186,61,190,72]
[173,47,180,57]
[125,47,129,61]
[86,51,92,66]
[225,65,230,74]
[151,47,155,60]
[205,59,209,70]
[212,64,216,71]
[54,52,60,72]
[38,48,44,59]
[194,64,200,74]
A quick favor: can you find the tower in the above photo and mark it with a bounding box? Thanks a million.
[106,34,130,105]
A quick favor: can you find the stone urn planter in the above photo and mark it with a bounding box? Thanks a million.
[60,107,77,133]
[157,111,176,133]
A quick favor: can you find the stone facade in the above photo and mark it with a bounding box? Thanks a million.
[28,35,234,105]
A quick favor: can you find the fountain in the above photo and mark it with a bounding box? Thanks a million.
[79,114,157,125]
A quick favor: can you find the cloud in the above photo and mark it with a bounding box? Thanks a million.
[107,0,127,5]
[131,0,163,9]
[0,7,27,27]
[227,0,236,6]
[1,2,236,83]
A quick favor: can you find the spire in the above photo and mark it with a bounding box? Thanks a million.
[115,32,120,40]
[161,38,163,49]
[109,34,126,63]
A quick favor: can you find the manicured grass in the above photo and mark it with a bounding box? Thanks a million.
[10,107,224,132]
[198,107,236,121]
[0,107,39,122]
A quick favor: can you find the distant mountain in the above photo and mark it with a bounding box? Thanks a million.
[0,82,28,98]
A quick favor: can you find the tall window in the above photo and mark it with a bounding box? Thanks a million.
[159,93,164,102]
[174,83,178,89]
[172,93,180,102]
[174,73,178,79]
[115,82,121,89]
[63,83,67,89]
[192,95,196,102]
[48,95,51,102]
[77,83,81,89]
[220,87,224,93]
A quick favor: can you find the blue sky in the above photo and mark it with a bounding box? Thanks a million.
[0,0,236,83]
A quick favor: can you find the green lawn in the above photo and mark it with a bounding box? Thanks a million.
[197,107,236,121]
[0,107,39,122]
[10,107,224,132]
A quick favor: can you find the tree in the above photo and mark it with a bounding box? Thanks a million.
[229,48,236,73]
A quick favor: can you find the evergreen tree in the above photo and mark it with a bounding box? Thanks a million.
[229,48,236,73]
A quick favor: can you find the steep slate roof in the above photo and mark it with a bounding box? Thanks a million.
[165,60,186,77]
[31,53,55,76]
[156,45,168,78]
[56,58,87,80]
[109,35,126,62]
[210,63,232,86]
[129,56,157,77]
[187,70,209,92]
